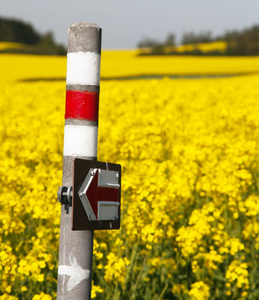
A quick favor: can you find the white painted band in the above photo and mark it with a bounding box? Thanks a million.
[66,52,100,86]
[63,124,98,157]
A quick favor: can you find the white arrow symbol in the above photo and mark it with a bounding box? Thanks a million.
[58,254,90,292]
[78,168,120,221]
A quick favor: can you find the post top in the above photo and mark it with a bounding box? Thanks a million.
[68,22,102,54]
[71,22,100,29]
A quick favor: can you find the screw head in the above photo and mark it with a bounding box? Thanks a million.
[79,192,83,197]
[89,214,93,219]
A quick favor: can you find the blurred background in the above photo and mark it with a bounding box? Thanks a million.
[1,0,259,51]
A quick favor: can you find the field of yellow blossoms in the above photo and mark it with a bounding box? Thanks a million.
[1,49,259,299]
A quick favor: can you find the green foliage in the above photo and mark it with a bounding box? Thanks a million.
[0,17,66,55]
[137,33,176,55]
[181,31,212,45]
[0,17,41,44]
[223,25,259,55]
[138,25,259,56]
[137,37,161,48]
[165,33,176,46]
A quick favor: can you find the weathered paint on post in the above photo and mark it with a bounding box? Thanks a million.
[57,22,102,300]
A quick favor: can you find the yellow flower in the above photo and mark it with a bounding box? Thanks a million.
[104,253,130,285]
[1,52,259,299]
[189,281,210,300]
[91,283,104,298]
[32,293,52,300]
[226,260,249,290]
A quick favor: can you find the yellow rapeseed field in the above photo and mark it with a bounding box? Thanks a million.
[2,50,259,82]
[140,40,228,55]
[1,50,259,299]
[175,41,227,54]
[0,42,26,51]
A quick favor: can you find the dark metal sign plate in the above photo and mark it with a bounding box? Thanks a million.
[72,158,121,230]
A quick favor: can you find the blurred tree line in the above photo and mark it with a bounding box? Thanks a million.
[0,17,66,55]
[221,25,259,55]
[137,25,259,56]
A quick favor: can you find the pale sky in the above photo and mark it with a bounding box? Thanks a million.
[1,0,259,49]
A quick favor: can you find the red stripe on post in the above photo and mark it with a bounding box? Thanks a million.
[65,90,99,121]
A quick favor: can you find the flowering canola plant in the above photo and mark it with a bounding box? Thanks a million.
[1,53,259,299]
[2,50,259,82]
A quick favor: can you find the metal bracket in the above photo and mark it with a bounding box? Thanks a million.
[57,186,72,214]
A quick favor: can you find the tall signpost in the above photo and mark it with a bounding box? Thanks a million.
[57,23,121,299]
